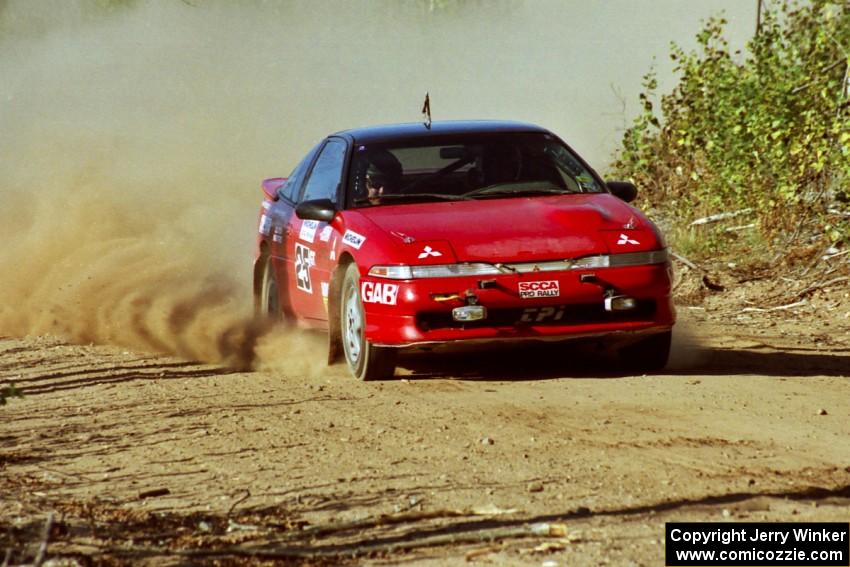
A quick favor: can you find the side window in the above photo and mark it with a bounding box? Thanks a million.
[280,143,321,203]
[299,139,347,204]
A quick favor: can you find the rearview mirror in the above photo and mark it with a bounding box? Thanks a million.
[606,181,637,203]
[296,199,337,222]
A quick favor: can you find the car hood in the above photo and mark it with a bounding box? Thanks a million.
[358,194,658,263]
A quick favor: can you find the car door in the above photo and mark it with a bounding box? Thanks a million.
[263,143,320,317]
[286,137,347,324]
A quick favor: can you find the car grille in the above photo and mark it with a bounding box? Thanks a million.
[416,300,656,330]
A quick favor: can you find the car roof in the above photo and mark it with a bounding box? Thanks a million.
[333,120,552,145]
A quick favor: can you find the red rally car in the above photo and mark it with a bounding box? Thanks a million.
[254,121,675,380]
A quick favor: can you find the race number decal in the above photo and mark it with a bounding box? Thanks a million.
[361,281,399,305]
[518,280,560,299]
[295,243,313,293]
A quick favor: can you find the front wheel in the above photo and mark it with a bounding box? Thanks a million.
[340,264,397,381]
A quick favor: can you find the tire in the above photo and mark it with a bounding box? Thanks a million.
[340,264,397,381]
[257,257,286,324]
[619,330,672,373]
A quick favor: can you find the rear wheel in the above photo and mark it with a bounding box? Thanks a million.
[618,330,671,373]
[258,257,286,324]
[340,264,397,381]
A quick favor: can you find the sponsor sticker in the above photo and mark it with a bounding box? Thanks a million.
[576,173,597,191]
[299,220,319,243]
[294,243,312,293]
[361,281,399,305]
[518,280,560,299]
[343,229,366,249]
[272,225,284,243]
[520,306,566,323]
[258,214,272,236]
[617,233,640,245]
[321,282,329,312]
[319,225,333,242]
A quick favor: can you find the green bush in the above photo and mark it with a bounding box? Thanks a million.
[612,0,850,257]
[1,384,22,406]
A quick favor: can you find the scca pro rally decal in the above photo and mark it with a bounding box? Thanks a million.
[343,230,366,249]
[518,280,560,299]
[361,281,399,305]
[295,243,314,293]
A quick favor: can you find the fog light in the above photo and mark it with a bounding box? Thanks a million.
[604,295,637,312]
[452,305,487,322]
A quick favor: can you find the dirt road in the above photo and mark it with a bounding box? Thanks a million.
[2,302,849,565]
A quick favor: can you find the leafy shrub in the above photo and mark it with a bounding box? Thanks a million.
[1,384,22,406]
[612,0,850,257]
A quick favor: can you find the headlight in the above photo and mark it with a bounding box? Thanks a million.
[608,249,669,267]
[367,265,413,279]
[412,263,502,278]
[568,255,610,269]
[368,249,669,280]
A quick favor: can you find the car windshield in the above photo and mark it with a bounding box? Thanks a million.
[347,132,603,208]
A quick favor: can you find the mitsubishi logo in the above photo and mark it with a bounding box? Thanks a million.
[418,245,442,259]
[617,233,640,245]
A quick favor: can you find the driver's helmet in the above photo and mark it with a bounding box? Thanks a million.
[364,149,402,192]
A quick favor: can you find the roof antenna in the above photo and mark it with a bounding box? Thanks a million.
[421,92,431,130]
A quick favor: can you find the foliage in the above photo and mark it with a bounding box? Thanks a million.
[612,0,850,258]
[0,383,22,406]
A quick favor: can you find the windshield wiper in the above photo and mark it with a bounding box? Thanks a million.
[354,192,472,205]
[463,182,578,198]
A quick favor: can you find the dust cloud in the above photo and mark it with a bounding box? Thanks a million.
[0,1,330,369]
[0,1,752,369]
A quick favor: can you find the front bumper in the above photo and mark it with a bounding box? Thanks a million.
[361,263,675,347]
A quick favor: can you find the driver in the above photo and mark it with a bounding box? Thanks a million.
[365,163,388,205]
[359,149,402,205]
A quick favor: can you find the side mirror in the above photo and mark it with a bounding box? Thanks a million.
[262,177,287,201]
[296,199,337,222]
[606,181,637,203]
